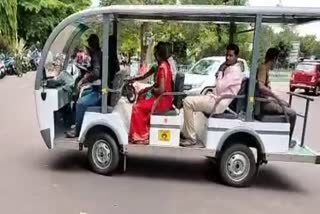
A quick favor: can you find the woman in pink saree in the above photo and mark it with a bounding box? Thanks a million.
[129,42,173,145]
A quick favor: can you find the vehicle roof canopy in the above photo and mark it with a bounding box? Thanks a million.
[72,5,320,24]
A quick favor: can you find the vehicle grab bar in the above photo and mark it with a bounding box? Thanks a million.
[287,92,314,147]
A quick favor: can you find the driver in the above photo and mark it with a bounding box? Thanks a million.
[66,34,119,138]
[66,34,102,138]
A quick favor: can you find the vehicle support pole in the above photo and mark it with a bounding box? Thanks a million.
[289,94,292,107]
[102,15,110,113]
[301,99,310,147]
[245,15,262,121]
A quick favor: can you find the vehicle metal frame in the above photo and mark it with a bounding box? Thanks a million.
[36,5,320,120]
[35,5,320,174]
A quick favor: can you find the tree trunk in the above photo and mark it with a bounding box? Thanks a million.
[140,22,149,65]
[229,22,237,44]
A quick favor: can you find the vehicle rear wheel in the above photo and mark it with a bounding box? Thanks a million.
[218,144,257,187]
[87,133,120,175]
[290,87,295,92]
[304,89,310,94]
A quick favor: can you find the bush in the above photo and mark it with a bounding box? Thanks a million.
[13,39,27,75]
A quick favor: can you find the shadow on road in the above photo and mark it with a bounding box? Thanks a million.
[47,150,90,172]
[125,154,217,182]
[46,152,305,193]
[254,165,305,193]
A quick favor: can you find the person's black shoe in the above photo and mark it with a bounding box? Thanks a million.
[180,132,186,140]
[289,139,297,148]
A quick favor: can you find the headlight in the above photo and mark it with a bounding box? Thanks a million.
[290,74,295,81]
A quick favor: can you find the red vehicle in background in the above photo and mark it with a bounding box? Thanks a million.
[290,60,320,95]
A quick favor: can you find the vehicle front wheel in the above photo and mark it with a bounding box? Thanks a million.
[218,144,257,187]
[290,87,295,92]
[87,133,120,175]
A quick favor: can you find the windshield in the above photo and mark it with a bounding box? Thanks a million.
[296,63,316,72]
[189,59,221,75]
[44,24,78,78]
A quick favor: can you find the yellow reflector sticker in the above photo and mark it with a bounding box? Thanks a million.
[101,88,108,95]
[158,130,171,142]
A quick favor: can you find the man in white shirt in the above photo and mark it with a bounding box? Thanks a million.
[180,44,243,147]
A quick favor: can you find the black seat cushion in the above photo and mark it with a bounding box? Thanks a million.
[255,114,287,123]
[204,112,238,119]
[153,109,178,116]
[87,106,114,113]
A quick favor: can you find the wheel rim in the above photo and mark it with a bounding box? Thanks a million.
[225,151,250,182]
[92,140,112,170]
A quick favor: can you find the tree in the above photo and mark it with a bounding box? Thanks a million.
[300,35,320,57]
[0,0,18,48]
[17,0,91,46]
[101,0,252,64]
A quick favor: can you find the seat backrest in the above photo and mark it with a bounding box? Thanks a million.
[108,71,124,107]
[173,72,185,109]
[229,77,249,113]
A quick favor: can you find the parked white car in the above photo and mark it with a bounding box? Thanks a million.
[184,56,250,94]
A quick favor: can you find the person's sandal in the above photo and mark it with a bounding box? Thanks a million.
[180,139,197,147]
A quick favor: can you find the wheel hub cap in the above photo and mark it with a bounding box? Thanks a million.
[94,141,111,166]
[226,152,250,182]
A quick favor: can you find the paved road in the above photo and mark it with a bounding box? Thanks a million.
[0,73,320,214]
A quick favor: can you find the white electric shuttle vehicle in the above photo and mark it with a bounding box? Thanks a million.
[35,5,320,187]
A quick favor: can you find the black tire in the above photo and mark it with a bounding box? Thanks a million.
[218,144,257,187]
[290,87,295,92]
[0,71,5,79]
[125,84,136,103]
[87,133,120,175]
[305,89,310,94]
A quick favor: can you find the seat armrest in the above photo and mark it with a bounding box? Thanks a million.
[287,92,314,101]
[208,94,245,117]
[151,91,188,114]
[254,97,289,123]
[200,86,216,95]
